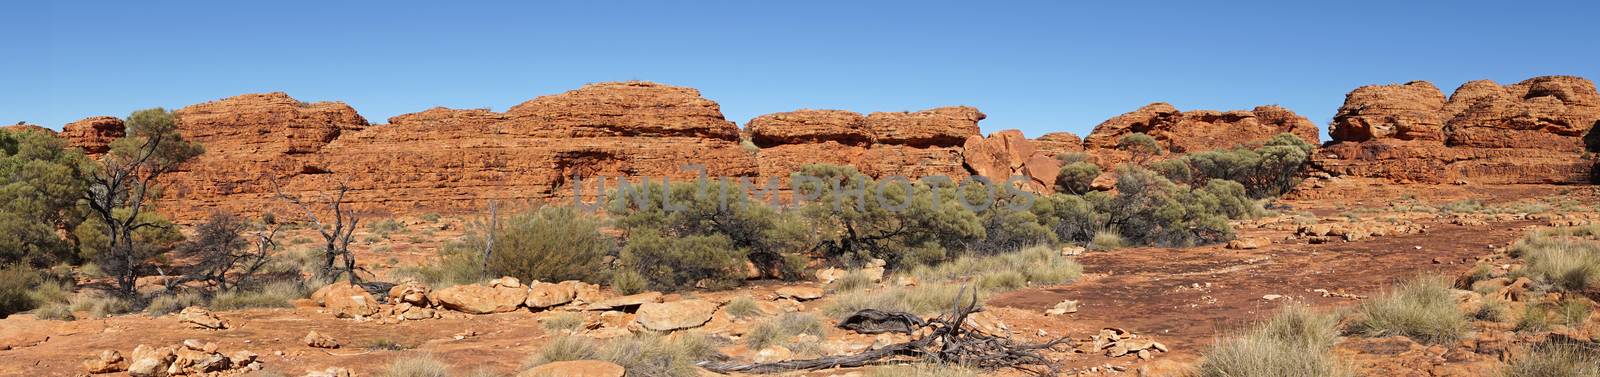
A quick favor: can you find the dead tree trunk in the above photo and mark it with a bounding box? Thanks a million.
[272,176,362,283]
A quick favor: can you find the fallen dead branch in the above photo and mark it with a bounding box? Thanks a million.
[699,287,1073,376]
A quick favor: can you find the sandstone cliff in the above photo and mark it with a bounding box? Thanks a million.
[1079,102,1321,167]
[1316,76,1600,184]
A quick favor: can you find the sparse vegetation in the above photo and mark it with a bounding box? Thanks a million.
[723,296,763,319]
[745,313,825,351]
[1151,133,1315,198]
[1512,228,1600,292]
[541,312,585,333]
[1502,340,1600,377]
[379,355,449,377]
[868,364,981,377]
[1196,306,1347,377]
[528,333,719,377]
[1349,275,1468,344]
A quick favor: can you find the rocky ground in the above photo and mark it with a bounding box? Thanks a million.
[2,181,1595,377]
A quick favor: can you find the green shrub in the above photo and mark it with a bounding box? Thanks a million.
[1517,304,1553,332]
[1055,161,1100,195]
[1350,276,1468,344]
[1517,236,1600,292]
[1116,133,1162,164]
[34,303,74,321]
[0,128,90,268]
[379,355,449,377]
[482,206,613,284]
[609,179,811,281]
[609,270,649,295]
[0,266,36,317]
[69,291,135,318]
[966,187,1054,255]
[1196,306,1346,377]
[620,230,745,291]
[1155,133,1314,199]
[1089,230,1123,251]
[368,219,405,238]
[1031,193,1100,245]
[1503,340,1600,377]
[977,270,1026,291]
[723,296,762,319]
[791,164,982,269]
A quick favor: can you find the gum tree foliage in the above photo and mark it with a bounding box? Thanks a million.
[1151,133,1315,198]
[607,179,812,283]
[0,128,89,267]
[80,109,202,294]
[791,164,982,269]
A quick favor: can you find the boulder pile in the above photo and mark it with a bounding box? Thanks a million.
[83,340,261,376]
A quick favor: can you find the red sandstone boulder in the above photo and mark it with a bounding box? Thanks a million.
[504,81,740,140]
[1032,132,1085,157]
[746,109,871,147]
[61,116,125,155]
[2,123,56,136]
[1330,81,1447,142]
[962,130,1061,193]
[866,106,984,147]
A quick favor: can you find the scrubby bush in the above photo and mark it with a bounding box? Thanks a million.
[1152,133,1314,198]
[868,364,980,377]
[1196,306,1346,377]
[1054,161,1099,195]
[608,179,812,281]
[1116,133,1162,164]
[528,335,598,366]
[746,313,826,350]
[1513,231,1600,292]
[209,280,307,310]
[609,270,649,295]
[380,355,450,377]
[144,290,206,316]
[723,296,763,319]
[1349,275,1469,344]
[1030,193,1101,245]
[1101,166,1254,247]
[597,333,720,377]
[620,230,745,291]
[792,164,983,269]
[541,312,586,333]
[0,266,37,317]
[1503,340,1600,377]
[1089,230,1123,251]
[964,187,1054,255]
[472,206,613,284]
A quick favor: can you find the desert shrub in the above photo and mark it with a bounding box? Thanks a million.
[1054,161,1100,195]
[380,355,449,377]
[474,206,612,284]
[1517,304,1553,332]
[903,246,1080,293]
[868,364,980,377]
[792,164,982,269]
[1089,230,1124,251]
[541,312,586,333]
[1503,340,1600,377]
[595,333,720,377]
[1030,193,1101,245]
[1116,133,1162,164]
[34,303,75,321]
[1557,297,1592,327]
[1102,166,1253,247]
[609,270,649,295]
[1515,234,1600,292]
[964,187,1054,255]
[1349,275,1468,344]
[0,266,36,317]
[367,219,405,238]
[1196,306,1346,377]
[746,313,826,350]
[420,213,442,223]
[144,290,207,316]
[825,282,972,318]
[209,280,306,310]
[1154,133,1314,198]
[620,230,745,291]
[1475,299,1509,322]
[827,269,876,293]
[393,249,484,289]
[723,296,763,319]
[527,335,598,366]
[977,270,1026,291]
[608,179,812,281]
[69,290,136,318]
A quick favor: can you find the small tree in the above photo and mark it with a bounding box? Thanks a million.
[793,164,982,268]
[176,212,279,290]
[0,128,90,267]
[1116,133,1162,165]
[81,109,202,294]
[274,177,361,283]
[1054,161,1100,195]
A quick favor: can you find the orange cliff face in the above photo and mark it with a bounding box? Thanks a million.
[1315,76,1600,184]
[36,76,1597,222]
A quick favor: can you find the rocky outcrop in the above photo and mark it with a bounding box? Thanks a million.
[1083,102,1320,156]
[60,116,125,155]
[747,107,982,186]
[1032,132,1085,157]
[962,129,1061,193]
[2,123,55,136]
[1316,76,1600,184]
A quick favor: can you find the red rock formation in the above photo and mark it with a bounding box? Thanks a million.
[1081,103,1320,166]
[747,107,981,186]
[60,116,126,155]
[2,123,55,136]
[962,130,1061,193]
[1316,76,1600,184]
[1032,132,1085,158]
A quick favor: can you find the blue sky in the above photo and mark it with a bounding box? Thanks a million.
[4,1,1597,139]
